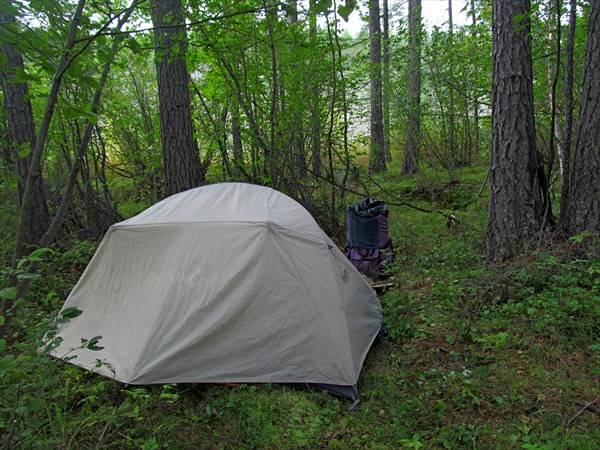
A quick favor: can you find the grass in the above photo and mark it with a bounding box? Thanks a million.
[1,164,599,449]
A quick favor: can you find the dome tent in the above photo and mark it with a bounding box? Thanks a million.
[51,183,382,400]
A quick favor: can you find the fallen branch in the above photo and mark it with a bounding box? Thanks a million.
[565,398,600,427]
[580,400,600,418]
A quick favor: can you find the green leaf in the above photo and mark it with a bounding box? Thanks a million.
[98,48,114,63]
[63,105,80,120]
[68,62,84,78]
[0,354,17,372]
[25,256,44,262]
[31,247,55,259]
[127,37,143,54]
[494,395,506,404]
[16,272,41,280]
[25,397,44,412]
[81,75,102,90]
[42,336,63,354]
[295,42,311,58]
[337,0,357,21]
[15,406,29,415]
[86,335,104,351]
[17,141,32,158]
[0,287,16,300]
[337,5,353,21]
[313,0,333,15]
[24,417,41,429]
[17,257,28,270]
[570,231,593,243]
[10,367,31,381]
[82,110,99,125]
[61,307,83,319]
[10,69,42,84]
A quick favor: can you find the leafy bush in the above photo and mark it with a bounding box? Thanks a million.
[0,306,110,449]
[499,255,600,340]
[27,241,99,311]
[380,290,416,340]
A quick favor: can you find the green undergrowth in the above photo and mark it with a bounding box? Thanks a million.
[2,168,599,449]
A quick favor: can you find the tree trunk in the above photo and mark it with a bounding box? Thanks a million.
[0,4,50,246]
[470,0,480,158]
[264,0,280,186]
[231,100,245,179]
[484,0,543,260]
[309,0,322,177]
[383,0,391,162]
[9,0,86,272]
[559,0,577,226]
[402,0,421,175]
[332,6,352,190]
[561,0,600,237]
[447,0,457,165]
[1,0,137,337]
[151,0,203,197]
[369,0,386,173]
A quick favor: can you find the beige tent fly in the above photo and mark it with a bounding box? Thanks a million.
[51,183,383,400]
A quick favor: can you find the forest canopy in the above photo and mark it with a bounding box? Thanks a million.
[0,0,596,257]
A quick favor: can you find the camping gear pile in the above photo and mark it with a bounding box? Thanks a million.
[345,197,393,279]
[50,183,382,401]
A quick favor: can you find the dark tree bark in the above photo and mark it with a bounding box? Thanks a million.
[9,0,86,272]
[3,0,87,337]
[1,0,137,338]
[470,0,480,158]
[402,0,421,175]
[151,0,203,197]
[264,1,280,187]
[231,100,245,179]
[561,0,600,237]
[309,0,322,177]
[382,0,391,162]
[0,4,50,246]
[369,0,386,173]
[329,7,352,192]
[484,0,543,260]
[447,0,457,165]
[559,0,577,226]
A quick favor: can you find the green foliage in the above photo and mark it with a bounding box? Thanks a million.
[0,249,54,323]
[2,168,599,448]
[497,254,600,340]
[1,1,598,447]
[0,304,109,449]
[28,241,99,308]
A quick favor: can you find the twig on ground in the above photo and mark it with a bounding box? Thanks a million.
[565,398,600,427]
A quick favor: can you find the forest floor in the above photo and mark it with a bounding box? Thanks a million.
[1,165,599,449]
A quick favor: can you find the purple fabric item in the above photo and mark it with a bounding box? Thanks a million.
[346,247,381,278]
[345,197,393,278]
